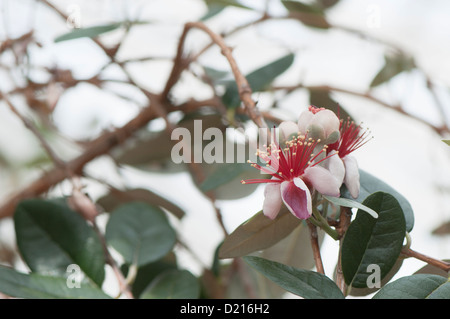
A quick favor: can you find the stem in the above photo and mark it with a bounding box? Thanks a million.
[335,207,352,295]
[306,220,325,275]
[93,222,134,299]
[311,207,339,240]
[401,247,450,273]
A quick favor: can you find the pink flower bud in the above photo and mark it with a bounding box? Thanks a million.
[298,106,340,144]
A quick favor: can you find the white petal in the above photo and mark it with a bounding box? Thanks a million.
[343,155,360,199]
[297,110,314,135]
[263,183,282,219]
[325,150,345,185]
[303,166,341,197]
[312,109,340,138]
[278,121,299,141]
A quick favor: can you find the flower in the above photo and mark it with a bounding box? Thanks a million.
[326,117,371,198]
[241,133,341,220]
[298,106,341,144]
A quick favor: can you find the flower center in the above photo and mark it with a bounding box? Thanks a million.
[241,133,334,185]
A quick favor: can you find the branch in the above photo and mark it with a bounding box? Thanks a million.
[0,105,158,219]
[272,84,450,135]
[306,219,325,275]
[162,21,268,130]
[401,247,450,273]
[335,207,352,295]
[0,92,66,169]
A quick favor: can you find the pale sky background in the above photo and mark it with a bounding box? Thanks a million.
[0,0,450,298]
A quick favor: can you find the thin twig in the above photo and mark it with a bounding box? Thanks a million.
[0,92,66,169]
[271,83,449,135]
[92,222,134,299]
[162,21,268,130]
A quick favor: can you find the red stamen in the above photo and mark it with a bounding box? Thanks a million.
[328,118,371,158]
[241,133,333,185]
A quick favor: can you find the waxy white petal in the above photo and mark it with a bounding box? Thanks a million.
[304,166,341,197]
[263,182,282,219]
[343,155,360,199]
[278,121,299,142]
[326,150,345,185]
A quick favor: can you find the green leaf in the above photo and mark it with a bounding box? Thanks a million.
[222,53,295,108]
[243,256,345,299]
[200,4,226,21]
[105,202,177,267]
[370,53,415,87]
[341,192,406,288]
[219,206,301,258]
[316,0,340,9]
[261,223,322,270]
[54,23,122,43]
[195,139,264,199]
[14,199,106,287]
[341,169,414,232]
[129,253,178,298]
[203,66,230,81]
[97,187,185,219]
[259,224,324,298]
[432,221,450,236]
[211,242,223,277]
[348,258,404,297]
[0,265,110,299]
[113,130,175,168]
[282,0,323,14]
[443,139,450,146]
[414,259,450,278]
[373,274,450,299]
[140,270,200,299]
[281,0,330,29]
[204,0,252,10]
[200,162,256,192]
[323,195,378,218]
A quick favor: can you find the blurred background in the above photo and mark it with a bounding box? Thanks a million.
[0,0,450,297]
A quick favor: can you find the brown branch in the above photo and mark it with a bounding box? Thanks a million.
[272,84,450,135]
[0,92,66,169]
[401,247,450,273]
[161,21,268,130]
[334,207,352,295]
[0,105,158,219]
[306,219,325,275]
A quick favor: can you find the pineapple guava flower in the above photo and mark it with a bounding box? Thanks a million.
[326,117,371,198]
[241,133,340,220]
[297,106,341,144]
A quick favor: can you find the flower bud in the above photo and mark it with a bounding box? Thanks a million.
[298,106,340,144]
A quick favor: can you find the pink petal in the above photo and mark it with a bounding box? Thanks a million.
[343,155,360,199]
[303,166,341,197]
[263,183,282,219]
[280,178,312,219]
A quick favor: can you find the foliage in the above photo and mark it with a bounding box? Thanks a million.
[0,0,449,300]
